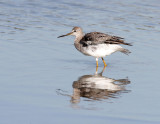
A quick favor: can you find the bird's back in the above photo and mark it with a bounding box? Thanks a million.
[80,32,132,47]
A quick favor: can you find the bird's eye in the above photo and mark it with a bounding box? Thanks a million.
[74,30,76,32]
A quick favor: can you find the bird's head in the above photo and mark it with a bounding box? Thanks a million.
[57,27,83,38]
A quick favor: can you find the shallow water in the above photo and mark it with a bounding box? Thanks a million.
[0,0,160,124]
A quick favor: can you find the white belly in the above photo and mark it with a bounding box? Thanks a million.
[84,44,122,57]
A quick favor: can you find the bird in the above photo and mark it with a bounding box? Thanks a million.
[57,27,132,67]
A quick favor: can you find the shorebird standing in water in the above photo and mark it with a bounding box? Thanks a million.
[58,27,132,67]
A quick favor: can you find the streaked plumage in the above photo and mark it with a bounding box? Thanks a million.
[58,27,132,67]
[80,32,131,46]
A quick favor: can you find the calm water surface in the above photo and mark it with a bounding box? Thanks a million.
[0,0,160,124]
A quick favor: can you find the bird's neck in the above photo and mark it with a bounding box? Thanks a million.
[74,33,84,43]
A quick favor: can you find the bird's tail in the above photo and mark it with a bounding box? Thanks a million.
[119,48,131,55]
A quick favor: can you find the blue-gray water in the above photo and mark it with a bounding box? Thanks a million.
[0,0,160,124]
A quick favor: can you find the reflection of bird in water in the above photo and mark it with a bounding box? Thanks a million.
[58,27,132,67]
[56,67,131,104]
[71,67,130,103]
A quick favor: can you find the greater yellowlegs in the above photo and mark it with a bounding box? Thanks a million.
[58,27,132,67]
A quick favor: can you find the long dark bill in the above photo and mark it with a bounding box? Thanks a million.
[57,32,72,38]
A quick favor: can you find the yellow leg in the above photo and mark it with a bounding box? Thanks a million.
[101,57,107,67]
[96,65,98,74]
[96,58,98,67]
[96,60,98,67]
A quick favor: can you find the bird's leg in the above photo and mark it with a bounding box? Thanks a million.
[99,66,106,75]
[95,63,106,75]
[95,66,98,74]
[96,58,99,67]
[101,57,107,67]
